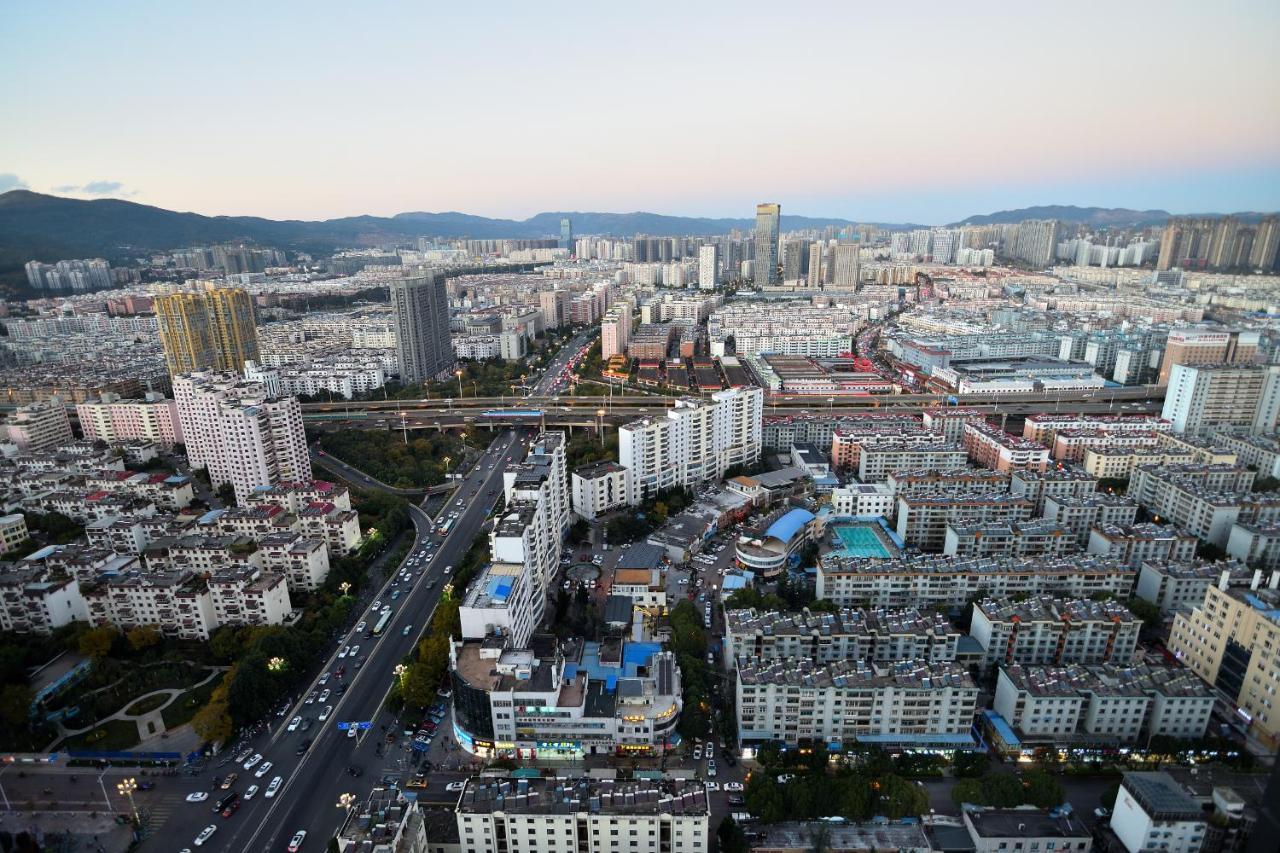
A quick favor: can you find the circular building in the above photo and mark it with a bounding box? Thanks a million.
[735,507,817,577]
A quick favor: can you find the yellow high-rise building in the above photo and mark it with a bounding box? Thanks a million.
[155,285,259,376]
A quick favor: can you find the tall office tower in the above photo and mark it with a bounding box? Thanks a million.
[559,218,573,251]
[1207,216,1241,269]
[754,203,781,285]
[1251,215,1280,270]
[1161,363,1280,436]
[833,242,861,288]
[173,372,311,505]
[539,287,570,329]
[782,239,806,281]
[698,244,719,290]
[1157,327,1260,385]
[1009,220,1061,267]
[390,269,453,384]
[807,242,823,287]
[155,285,260,377]
[601,308,631,359]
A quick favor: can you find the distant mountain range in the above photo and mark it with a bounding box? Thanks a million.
[0,190,1270,289]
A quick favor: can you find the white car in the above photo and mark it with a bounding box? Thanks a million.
[243,753,263,770]
[185,792,209,803]
[705,781,720,792]
[193,825,217,846]
[265,776,283,797]
[319,705,333,721]
[288,830,307,852]
[255,761,273,778]
[444,565,453,575]
[723,782,744,792]
[446,781,466,792]
[338,645,350,659]
[318,689,331,703]
[243,784,259,800]
[349,645,360,656]
[318,673,330,685]
[287,715,302,732]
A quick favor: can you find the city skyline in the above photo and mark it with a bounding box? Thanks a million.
[3,1,1278,223]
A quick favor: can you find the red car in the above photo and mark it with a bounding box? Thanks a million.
[221,800,240,818]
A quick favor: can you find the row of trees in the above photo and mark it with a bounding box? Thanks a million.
[950,768,1065,809]
[744,765,929,824]
[669,600,715,741]
[605,487,693,544]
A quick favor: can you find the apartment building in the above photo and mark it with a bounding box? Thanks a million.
[618,388,761,504]
[1023,414,1173,445]
[1134,562,1254,616]
[1213,432,1280,479]
[1169,582,1280,744]
[257,532,330,592]
[736,658,978,748]
[1053,429,1162,463]
[816,553,1136,608]
[76,392,184,447]
[1082,446,1198,481]
[921,407,992,443]
[943,520,1074,558]
[994,663,1214,745]
[1128,465,1279,547]
[1162,363,1280,436]
[570,461,629,522]
[857,441,968,483]
[830,427,957,472]
[154,285,259,376]
[207,566,292,628]
[0,565,87,634]
[4,403,73,452]
[895,492,1034,551]
[963,421,1050,473]
[1009,467,1098,514]
[0,514,28,554]
[964,810,1093,853]
[454,777,708,853]
[830,483,895,518]
[601,308,631,359]
[1157,326,1260,385]
[1043,494,1141,546]
[724,606,959,668]
[173,372,311,505]
[1110,772,1208,853]
[1087,524,1197,567]
[969,596,1139,671]
[81,570,217,640]
[885,468,1010,497]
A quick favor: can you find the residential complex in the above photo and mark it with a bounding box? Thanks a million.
[390,269,454,383]
[154,284,260,376]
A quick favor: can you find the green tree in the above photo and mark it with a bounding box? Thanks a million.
[875,774,927,819]
[209,627,244,663]
[77,625,117,659]
[1126,597,1163,632]
[952,750,988,778]
[838,773,874,820]
[215,482,237,506]
[745,773,786,823]
[951,777,985,807]
[1022,769,1065,809]
[192,700,233,744]
[717,815,748,853]
[400,662,436,709]
[126,625,162,652]
[982,773,1028,807]
[0,684,33,729]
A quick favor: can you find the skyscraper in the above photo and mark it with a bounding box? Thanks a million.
[754,203,781,285]
[833,242,861,288]
[698,244,719,290]
[807,242,823,287]
[1250,215,1280,270]
[155,285,259,377]
[559,218,573,251]
[390,269,454,384]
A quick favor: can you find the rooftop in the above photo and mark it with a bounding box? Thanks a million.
[966,809,1090,839]
[1121,771,1205,821]
[457,776,708,817]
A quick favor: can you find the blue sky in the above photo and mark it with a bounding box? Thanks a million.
[2,0,1278,224]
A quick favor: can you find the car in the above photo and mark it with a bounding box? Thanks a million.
[243,784,259,800]
[705,781,720,792]
[220,799,239,818]
[693,748,702,760]
[706,762,717,778]
[234,748,253,764]
[349,645,360,656]
[446,781,466,792]
[319,689,331,702]
[319,705,333,721]
[305,691,318,705]
[287,715,302,731]
[255,761,273,778]
[348,726,358,738]
[299,717,313,732]
[193,824,218,846]
[705,744,714,758]
[402,625,413,636]
[318,673,330,685]
[723,782,744,792]
[391,590,400,600]
[185,792,209,803]
[296,738,312,755]
[727,794,746,806]
[221,773,238,789]
[288,831,307,852]
[777,774,795,784]
[265,777,283,797]
[338,645,350,659]
[243,752,263,769]
[1094,807,1110,819]
[444,565,453,574]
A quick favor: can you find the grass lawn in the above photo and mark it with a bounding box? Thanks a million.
[161,673,225,730]
[124,693,172,716]
[62,719,140,752]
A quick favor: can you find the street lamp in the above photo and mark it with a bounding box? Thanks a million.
[338,581,351,597]
[456,369,464,398]
[337,792,357,811]
[267,657,287,673]
[394,664,408,684]
[117,777,139,823]
[597,409,606,445]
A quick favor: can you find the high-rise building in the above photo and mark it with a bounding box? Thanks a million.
[782,239,806,281]
[155,285,260,377]
[806,242,823,287]
[559,217,573,251]
[833,242,861,288]
[754,203,781,285]
[539,288,570,329]
[1157,327,1259,385]
[4,402,73,451]
[1250,215,1280,270]
[1008,220,1060,267]
[601,308,631,359]
[1161,363,1280,436]
[173,372,311,505]
[390,269,453,383]
[698,244,719,290]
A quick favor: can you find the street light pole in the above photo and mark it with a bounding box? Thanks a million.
[117,777,139,823]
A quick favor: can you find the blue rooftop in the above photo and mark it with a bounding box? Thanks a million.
[622,642,661,676]
[765,508,815,544]
[198,509,225,524]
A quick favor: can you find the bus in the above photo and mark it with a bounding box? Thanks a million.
[437,517,455,537]
[371,611,392,637]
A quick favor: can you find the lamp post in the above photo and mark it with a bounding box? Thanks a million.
[338,581,351,597]
[267,656,287,673]
[117,777,139,823]
[456,369,464,398]
[597,409,606,446]
[337,792,356,811]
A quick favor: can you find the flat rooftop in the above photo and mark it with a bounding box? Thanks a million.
[458,776,708,817]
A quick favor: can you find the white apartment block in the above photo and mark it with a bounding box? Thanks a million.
[707,302,865,358]
[173,372,311,505]
[962,421,1050,473]
[724,606,959,668]
[207,566,292,628]
[970,596,1139,670]
[1134,562,1253,616]
[994,663,1214,745]
[257,532,331,592]
[0,514,29,554]
[1087,524,1198,567]
[570,461,629,522]
[454,777,708,853]
[816,553,1136,608]
[76,393,184,447]
[618,388,761,505]
[830,483,895,518]
[1052,429,1161,463]
[885,468,1009,497]
[82,570,217,641]
[1023,414,1173,445]
[895,492,1034,551]
[943,520,1074,558]
[857,442,967,483]
[1128,465,1278,547]
[601,308,631,359]
[1043,494,1140,546]
[1110,772,1208,853]
[1162,363,1280,436]
[1082,446,1198,481]
[0,567,87,634]
[1213,432,1280,478]
[736,658,977,747]
[5,403,73,452]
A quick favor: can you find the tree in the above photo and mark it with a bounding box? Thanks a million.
[982,772,1028,808]
[126,626,162,652]
[716,816,748,853]
[400,662,436,709]
[192,699,233,744]
[0,684,33,730]
[215,482,237,506]
[1126,597,1163,632]
[209,627,245,663]
[1022,769,1065,809]
[951,777,985,807]
[745,773,786,823]
[952,750,988,778]
[78,625,117,659]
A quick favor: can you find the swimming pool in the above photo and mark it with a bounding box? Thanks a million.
[832,523,894,559]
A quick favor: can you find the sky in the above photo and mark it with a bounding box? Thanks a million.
[3,0,1279,225]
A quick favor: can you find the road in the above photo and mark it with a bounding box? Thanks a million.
[141,429,525,852]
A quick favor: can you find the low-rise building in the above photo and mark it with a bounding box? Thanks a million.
[969,595,1139,670]
[895,492,1034,551]
[724,606,959,668]
[829,483,895,518]
[735,508,817,576]
[943,520,1074,558]
[964,809,1093,853]
[1087,523,1198,567]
